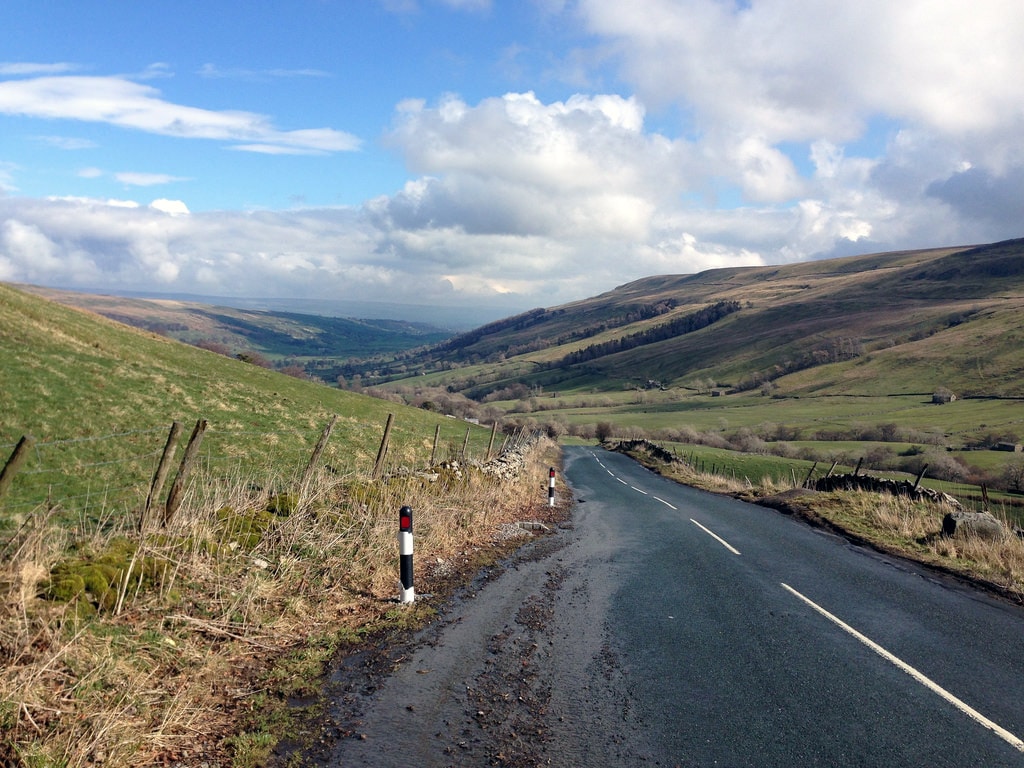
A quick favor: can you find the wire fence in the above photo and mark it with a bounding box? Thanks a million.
[1,427,171,520]
[0,415,503,536]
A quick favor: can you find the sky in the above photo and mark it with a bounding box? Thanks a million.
[2,1,1023,325]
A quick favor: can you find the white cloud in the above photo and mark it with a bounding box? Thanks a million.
[440,0,492,10]
[197,64,332,80]
[381,91,684,241]
[727,136,804,203]
[150,199,190,215]
[378,0,492,12]
[115,172,190,187]
[32,135,98,150]
[573,0,1024,235]
[0,62,79,76]
[0,73,361,154]
[0,162,17,193]
[578,0,1024,141]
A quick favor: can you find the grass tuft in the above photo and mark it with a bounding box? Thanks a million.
[619,441,1024,599]
[0,435,562,766]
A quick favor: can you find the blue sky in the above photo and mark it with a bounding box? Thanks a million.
[2,1,1023,323]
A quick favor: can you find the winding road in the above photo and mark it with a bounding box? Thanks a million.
[323,446,1024,767]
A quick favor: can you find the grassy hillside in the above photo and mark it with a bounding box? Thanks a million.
[356,240,1024,489]
[0,282,557,767]
[369,239,1024,400]
[16,284,450,377]
[0,283,492,527]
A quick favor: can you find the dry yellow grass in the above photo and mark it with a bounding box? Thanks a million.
[0,437,561,767]
[624,444,1024,599]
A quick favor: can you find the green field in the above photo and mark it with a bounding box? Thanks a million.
[546,390,1019,446]
[667,442,831,484]
[647,441,1023,523]
[535,387,1024,500]
[0,283,495,530]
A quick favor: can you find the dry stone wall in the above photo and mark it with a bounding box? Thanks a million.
[813,473,962,509]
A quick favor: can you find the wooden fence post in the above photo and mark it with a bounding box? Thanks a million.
[486,422,498,461]
[430,424,441,466]
[373,414,394,478]
[163,419,208,527]
[301,414,338,490]
[141,421,183,532]
[461,427,471,460]
[802,461,818,488]
[912,464,929,493]
[0,435,35,505]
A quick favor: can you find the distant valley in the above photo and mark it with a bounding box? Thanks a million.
[17,284,454,384]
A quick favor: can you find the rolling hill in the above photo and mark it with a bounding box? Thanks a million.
[368,239,1024,400]
[0,282,494,525]
[15,284,452,382]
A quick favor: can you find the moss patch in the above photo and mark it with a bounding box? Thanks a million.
[41,536,165,614]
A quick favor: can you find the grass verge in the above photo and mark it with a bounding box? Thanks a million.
[613,440,1024,602]
[0,437,565,767]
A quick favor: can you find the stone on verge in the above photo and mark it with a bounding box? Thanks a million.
[941,510,1006,541]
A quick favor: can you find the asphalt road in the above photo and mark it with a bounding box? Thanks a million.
[324,446,1024,767]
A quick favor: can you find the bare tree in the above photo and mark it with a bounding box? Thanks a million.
[1003,458,1024,493]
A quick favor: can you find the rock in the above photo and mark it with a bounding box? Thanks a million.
[814,473,962,509]
[611,438,678,464]
[517,521,550,532]
[942,510,1006,541]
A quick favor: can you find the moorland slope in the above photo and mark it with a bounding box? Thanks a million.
[372,239,1024,400]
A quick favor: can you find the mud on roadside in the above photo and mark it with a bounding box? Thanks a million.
[268,500,574,767]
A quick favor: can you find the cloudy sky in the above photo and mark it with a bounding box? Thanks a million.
[2,1,1022,324]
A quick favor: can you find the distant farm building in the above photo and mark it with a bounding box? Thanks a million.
[995,442,1023,453]
[931,391,957,404]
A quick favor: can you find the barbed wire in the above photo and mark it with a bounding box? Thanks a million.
[0,427,167,451]
[22,448,166,475]
[1,483,145,512]
[1,416,493,528]
[1,423,331,451]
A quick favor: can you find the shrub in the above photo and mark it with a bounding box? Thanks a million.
[1003,459,1024,493]
[732,428,768,454]
[899,451,967,482]
[570,423,597,440]
[237,351,273,368]
[863,445,897,470]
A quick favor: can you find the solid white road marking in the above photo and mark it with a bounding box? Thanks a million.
[690,518,741,555]
[653,496,677,510]
[781,583,1024,753]
[630,486,648,495]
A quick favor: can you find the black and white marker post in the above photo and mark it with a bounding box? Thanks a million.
[399,505,414,604]
[548,467,556,507]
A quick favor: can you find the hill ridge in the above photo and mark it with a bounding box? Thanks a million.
[365,238,1024,400]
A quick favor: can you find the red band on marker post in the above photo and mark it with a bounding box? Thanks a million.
[399,505,414,604]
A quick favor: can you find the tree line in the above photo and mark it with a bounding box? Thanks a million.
[553,301,741,368]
